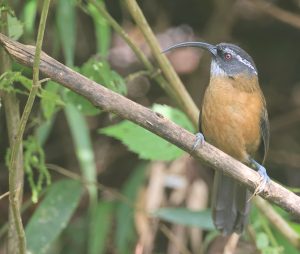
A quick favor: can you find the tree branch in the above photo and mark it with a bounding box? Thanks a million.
[0,33,300,217]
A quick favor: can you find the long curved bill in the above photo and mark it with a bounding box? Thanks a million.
[162,41,217,56]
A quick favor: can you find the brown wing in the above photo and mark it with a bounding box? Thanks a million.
[258,107,270,164]
[199,106,203,133]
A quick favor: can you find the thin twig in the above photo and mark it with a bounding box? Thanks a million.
[7,0,51,252]
[46,163,132,206]
[88,1,195,126]
[124,0,199,126]
[0,191,9,200]
[254,197,300,249]
[89,0,152,70]
[160,224,192,254]
[0,34,300,217]
[223,233,239,254]
[250,0,300,30]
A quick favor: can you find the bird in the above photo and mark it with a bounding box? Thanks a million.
[163,41,270,235]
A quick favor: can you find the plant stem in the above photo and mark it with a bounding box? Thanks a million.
[0,7,25,254]
[124,0,199,126]
[254,197,300,249]
[90,1,151,69]
[90,0,198,126]
[90,1,193,125]
[7,0,51,252]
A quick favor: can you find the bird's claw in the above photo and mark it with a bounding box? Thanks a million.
[253,164,270,195]
[192,132,205,152]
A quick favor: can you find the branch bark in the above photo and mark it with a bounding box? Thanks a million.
[0,33,300,217]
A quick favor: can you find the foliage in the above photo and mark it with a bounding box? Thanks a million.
[115,163,147,254]
[154,208,214,230]
[250,205,300,254]
[1,0,300,254]
[25,180,83,254]
[64,58,126,115]
[0,71,32,93]
[23,136,51,203]
[7,12,23,40]
[41,81,64,120]
[100,104,195,161]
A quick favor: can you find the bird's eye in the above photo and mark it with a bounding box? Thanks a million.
[224,53,232,60]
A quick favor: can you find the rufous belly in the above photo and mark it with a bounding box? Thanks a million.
[201,77,263,162]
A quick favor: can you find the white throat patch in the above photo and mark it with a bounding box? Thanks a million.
[211,60,227,77]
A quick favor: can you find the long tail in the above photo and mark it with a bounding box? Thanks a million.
[212,172,251,235]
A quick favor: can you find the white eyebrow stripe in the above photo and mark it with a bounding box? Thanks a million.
[225,48,257,75]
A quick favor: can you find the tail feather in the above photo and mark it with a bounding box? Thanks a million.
[212,172,251,235]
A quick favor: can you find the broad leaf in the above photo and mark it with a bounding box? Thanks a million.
[26,179,83,254]
[100,104,195,161]
[80,58,126,95]
[8,14,23,40]
[56,0,76,66]
[153,208,214,230]
[88,201,115,254]
[115,163,147,254]
[41,81,64,120]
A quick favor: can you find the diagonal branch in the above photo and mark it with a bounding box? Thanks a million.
[0,33,300,217]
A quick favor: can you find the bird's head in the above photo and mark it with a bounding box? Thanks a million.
[163,42,257,78]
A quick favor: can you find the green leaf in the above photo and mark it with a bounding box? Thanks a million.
[56,0,76,66]
[100,104,194,161]
[41,81,64,120]
[152,104,194,132]
[101,120,182,160]
[26,179,83,254]
[80,58,126,95]
[153,208,214,230]
[64,89,101,116]
[58,216,87,254]
[273,227,299,254]
[290,221,300,235]
[0,71,32,94]
[256,232,269,249]
[65,102,98,254]
[64,104,97,203]
[88,201,115,254]
[66,58,126,115]
[87,2,111,56]
[115,163,147,254]
[8,13,23,40]
[21,0,37,34]
[36,117,56,146]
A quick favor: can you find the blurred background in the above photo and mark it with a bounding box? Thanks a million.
[1,0,300,253]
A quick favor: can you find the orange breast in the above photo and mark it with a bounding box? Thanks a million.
[201,76,263,162]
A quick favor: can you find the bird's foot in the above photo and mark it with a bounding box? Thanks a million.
[191,132,205,152]
[251,159,270,195]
